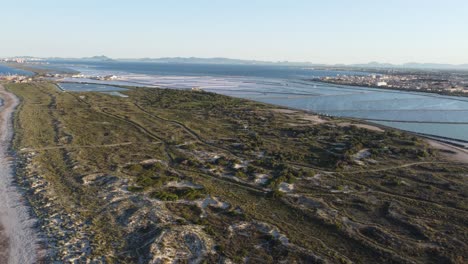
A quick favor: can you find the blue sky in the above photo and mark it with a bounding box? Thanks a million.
[2,0,467,64]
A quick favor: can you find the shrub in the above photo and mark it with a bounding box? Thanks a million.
[127,164,144,174]
[127,186,144,192]
[150,191,179,201]
[235,170,248,179]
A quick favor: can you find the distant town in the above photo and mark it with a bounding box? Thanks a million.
[2,56,468,96]
[1,55,468,264]
[315,70,468,95]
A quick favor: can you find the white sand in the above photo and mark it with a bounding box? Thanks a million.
[337,122,384,132]
[427,139,468,164]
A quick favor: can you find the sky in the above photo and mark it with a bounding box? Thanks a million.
[1,0,467,64]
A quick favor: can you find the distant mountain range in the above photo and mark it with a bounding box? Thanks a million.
[45,55,115,62]
[118,57,319,66]
[80,57,468,70]
[4,56,468,70]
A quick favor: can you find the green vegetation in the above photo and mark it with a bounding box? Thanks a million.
[6,82,467,263]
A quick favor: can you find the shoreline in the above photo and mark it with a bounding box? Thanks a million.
[343,117,468,147]
[55,77,468,151]
[357,119,468,162]
[311,79,468,98]
[3,83,467,263]
[49,70,468,155]
[7,61,468,155]
[0,84,37,264]
[57,76,468,142]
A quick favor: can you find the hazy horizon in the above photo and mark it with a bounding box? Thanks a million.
[4,55,468,67]
[2,0,468,64]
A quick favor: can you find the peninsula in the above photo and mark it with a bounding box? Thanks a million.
[0,76,466,263]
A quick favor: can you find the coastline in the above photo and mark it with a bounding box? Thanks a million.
[245,103,468,163]
[356,119,468,163]
[0,84,37,264]
[343,117,468,148]
[311,79,468,98]
[6,61,468,154]
[56,76,468,155]
[3,81,468,262]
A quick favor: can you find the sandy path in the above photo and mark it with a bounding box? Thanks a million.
[0,84,37,264]
[19,141,134,153]
[426,139,468,164]
[0,224,8,264]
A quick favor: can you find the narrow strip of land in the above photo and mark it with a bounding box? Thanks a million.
[0,84,37,264]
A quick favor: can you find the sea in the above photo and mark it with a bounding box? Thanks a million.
[0,64,32,76]
[18,61,468,142]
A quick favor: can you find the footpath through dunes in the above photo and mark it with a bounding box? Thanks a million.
[0,84,37,264]
[4,82,468,263]
[0,224,8,264]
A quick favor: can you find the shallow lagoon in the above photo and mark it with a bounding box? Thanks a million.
[0,64,32,76]
[209,80,468,142]
[48,62,468,142]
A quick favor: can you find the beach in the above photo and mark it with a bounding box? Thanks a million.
[0,84,37,264]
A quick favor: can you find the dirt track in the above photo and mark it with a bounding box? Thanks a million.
[0,84,37,264]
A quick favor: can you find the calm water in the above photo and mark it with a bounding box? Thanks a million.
[58,82,127,92]
[47,60,370,79]
[0,64,32,76]
[220,81,468,141]
[46,61,468,142]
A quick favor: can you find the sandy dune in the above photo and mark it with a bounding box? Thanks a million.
[427,139,468,164]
